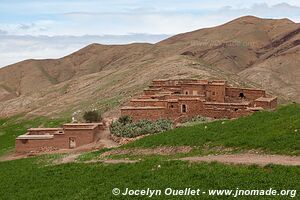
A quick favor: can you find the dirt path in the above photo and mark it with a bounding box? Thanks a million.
[102,159,139,164]
[180,154,300,166]
[53,153,81,164]
[100,146,192,158]
[95,128,119,148]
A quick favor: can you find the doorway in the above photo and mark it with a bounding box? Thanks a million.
[181,104,187,113]
[69,137,76,149]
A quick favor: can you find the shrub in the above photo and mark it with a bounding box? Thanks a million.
[110,118,173,138]
[155,119,173,132]
[83,110,102,123]
[118,115,133,125]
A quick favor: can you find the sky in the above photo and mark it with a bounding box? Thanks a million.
[1,0,300,67]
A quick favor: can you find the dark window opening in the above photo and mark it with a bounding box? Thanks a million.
[174,91,180,94]
[239,92,245,98]
[169,105,174,108]
[234,108,239,111]
[21,139,28,144]
[182,104,187,113]
[185,91,189,95]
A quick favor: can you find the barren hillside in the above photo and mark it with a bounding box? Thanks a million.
[0,16,299,118]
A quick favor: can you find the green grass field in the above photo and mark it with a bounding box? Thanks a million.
[0,115,67,156]
[0,156,299,199]
[126,104,300,155]
[0,104,299,199]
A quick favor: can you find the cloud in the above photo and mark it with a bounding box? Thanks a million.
[58,2,300,36]
[218,2,300,19]
[1,2,300,36]
[0,29,7,35]
[0,33,170,67]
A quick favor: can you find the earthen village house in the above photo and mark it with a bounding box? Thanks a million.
[121,79,277,122]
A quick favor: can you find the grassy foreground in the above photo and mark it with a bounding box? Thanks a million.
[0,156,299,200]
[0,104,299,199]
[126,104,300,155]
[0,116,67,156]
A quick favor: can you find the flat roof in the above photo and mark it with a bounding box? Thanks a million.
[178,97,203,101]
[248,107,264,111]
[121,106,165,110]
[166,99,179,102]
[28,128,62,131]
[16,134,54,140]
[144,88,161,91]
[226,86,265,92]
[181,82,226,86]
[175,94,205,97]
[63,123,103,126]
[255,97,277,102]
[131,98,160,102]
[63,123,102,130]
[205,102,250,106]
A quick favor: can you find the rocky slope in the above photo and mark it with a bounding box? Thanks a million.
[0,16,299,118]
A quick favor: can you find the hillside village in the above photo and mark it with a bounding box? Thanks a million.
[122,79,277,121]
[14,78,277,154]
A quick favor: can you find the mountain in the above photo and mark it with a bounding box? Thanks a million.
[1,16,300,118]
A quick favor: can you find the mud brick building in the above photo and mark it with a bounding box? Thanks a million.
[16,123,104,153]
[121,79,277,122]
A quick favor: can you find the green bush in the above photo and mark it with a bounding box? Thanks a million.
[83,110,102,123]
[118,115,132,125]
[110,118,173,138]
[182,115,207,123]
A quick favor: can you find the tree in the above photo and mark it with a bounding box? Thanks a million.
[83,110,102,123]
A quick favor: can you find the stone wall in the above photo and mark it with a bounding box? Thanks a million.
[129,99,166,107]
[225,87,266,101]
[16,134,68,153]
[121,107,167,122]
[204,102,249,110]
[181,84,206,96]
[254,98,277,109]
[203,108,252,119]
[206,84,226,102]
[177,99,205,118]
[28,128,62,135]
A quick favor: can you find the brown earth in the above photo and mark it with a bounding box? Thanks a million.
[57,151,300,166]
[180,154,300,166]
[99,146,193,158]
[1,16,300,118]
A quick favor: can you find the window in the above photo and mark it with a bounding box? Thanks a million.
[182,104,187,113]
[21,139,28,144]
[239,92,245,98]
[169,105,174,108]
[185,91,189,95]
